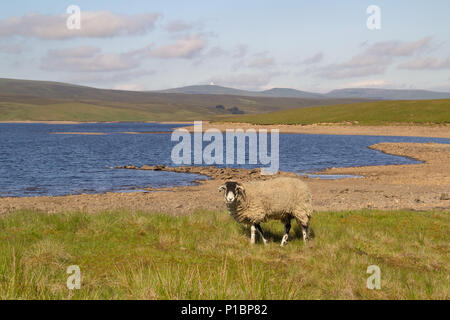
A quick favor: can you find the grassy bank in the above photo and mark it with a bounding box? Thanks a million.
[0,209,448,299]
[0,101,214,122]
[221,99,450,125]
[0,94,362,122]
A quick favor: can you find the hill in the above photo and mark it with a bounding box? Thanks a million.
[0,78,366,122]
[158,84,450,100]
[158,85,323,98]
[157,84,258,96]
[260,88,323,98]
[220,99,450,125]
[325,88,450,100]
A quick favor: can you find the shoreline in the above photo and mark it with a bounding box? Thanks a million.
[1,142,449,214]
[1,120,449,138]
[184,121,450,139]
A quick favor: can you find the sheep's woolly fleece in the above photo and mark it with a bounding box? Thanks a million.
[227,177,312,226]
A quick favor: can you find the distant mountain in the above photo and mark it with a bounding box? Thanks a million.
[1,78,449,107]
[325,88,450,100]
[157,85,322,98]
[157,85,256,96]
[260,88,323,99]
[159,84,450,100]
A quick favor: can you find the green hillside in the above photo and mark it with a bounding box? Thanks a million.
[0,101,216,122]
[0,78,367,122]
[220,99,450,125]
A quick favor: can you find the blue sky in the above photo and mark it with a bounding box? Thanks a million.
[0,0,449,92]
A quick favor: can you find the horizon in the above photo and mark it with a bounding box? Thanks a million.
[0,1,449,93]
[3,77,450,94]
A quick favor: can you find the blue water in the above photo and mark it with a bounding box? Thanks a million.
[0,122,449,197]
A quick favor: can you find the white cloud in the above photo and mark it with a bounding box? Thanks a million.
[302,52,323,64]
[315,37,432,79]
[65,69,155,85]
[340,79,387,88]
[366,37,431,56]
[398,56,450,70]
[248,53,275,68]
[206,46,228,58]
[0,11,161,39]
[41,46,138,72]
[427,81,450,92]
[164,20,197,33]
[151,34,206,59]
[0,43,22,54]
[113,83,144,91]
[233,45,248,59]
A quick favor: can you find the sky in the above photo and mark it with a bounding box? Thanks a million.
[0,0,449,92]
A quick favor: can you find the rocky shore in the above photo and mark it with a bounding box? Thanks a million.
[116,164,299,181]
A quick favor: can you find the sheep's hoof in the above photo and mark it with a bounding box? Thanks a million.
[280,235,288,246]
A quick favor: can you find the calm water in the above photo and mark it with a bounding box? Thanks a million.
[0,122,449,197]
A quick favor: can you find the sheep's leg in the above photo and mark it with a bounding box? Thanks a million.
[301,223,309,244]
[250,224,256,244]
[255,223,268,245]
[280,220,291,246]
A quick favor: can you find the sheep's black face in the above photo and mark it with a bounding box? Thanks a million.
[218,181,244,204]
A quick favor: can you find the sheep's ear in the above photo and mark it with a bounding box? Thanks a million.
[218,185,226,192]
[236,184,245,193]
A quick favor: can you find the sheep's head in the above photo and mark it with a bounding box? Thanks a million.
[218,181,245,204]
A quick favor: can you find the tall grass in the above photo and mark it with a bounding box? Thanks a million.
[0,209,448,299]
[221,99,450,125]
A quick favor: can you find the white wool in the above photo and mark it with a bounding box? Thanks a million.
[224,177,313,226]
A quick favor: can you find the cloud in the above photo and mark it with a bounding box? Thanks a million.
[365,37,431,56]
[164,20,197,33]
[0,11,161,39]
[302,52,323,64]
[315,37,432,79]
[41,34,207,74]
[151,34,206,59]
[233,45,248,59]
[427,81,450,93]
[113,83,144,91]
[65,69,156,85]
[398,56,450,70]
[340,79,387,88]
[41,34,208,74]
[207,46,228,57]
[248,53,275,68]
[208,72,281,91]
[0,43,22,54]
[41,46,138,72]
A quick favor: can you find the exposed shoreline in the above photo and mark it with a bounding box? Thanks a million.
[1,142,449,215]
[184,121,450,139]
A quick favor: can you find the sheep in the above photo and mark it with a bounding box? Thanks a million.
[218,177,313,246]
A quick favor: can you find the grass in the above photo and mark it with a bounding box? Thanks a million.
[0,101,215,122]
[221,99,450,125]
[0,94,364,122]
[0,209,448,299]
